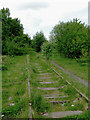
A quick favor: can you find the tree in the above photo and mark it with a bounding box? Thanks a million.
[32,32,46,52]
[41,41,52,60]
[1,8,32,55]
[50,19,88,58]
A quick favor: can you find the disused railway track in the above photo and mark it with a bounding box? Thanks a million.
[51,67,89,102]
[29,57,88,118]
[42,59,89,102]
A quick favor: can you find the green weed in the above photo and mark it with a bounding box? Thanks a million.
[14,86,25,96]
[2,55,29,118]
[2,97,28,117]
[31,90,50,114]
[51,52,88,80]
[64,85,77,96]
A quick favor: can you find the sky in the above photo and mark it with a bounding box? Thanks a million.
[0,0,89,40]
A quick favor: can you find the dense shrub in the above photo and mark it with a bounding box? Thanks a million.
[50,19,88,58]
[1,8,32,56]
[41,41,52,60]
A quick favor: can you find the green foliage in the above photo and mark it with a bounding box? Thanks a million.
[58,78,68,86]
[1,8,32,55]
[64,85,77,96]
[64,110,89,119]
[31,90,50,113]
[14,85,25,96]
[2,55,13,70]
[32,31,47,52]
[2,98,28,117]
[76,57,88,67]
[2,55,29,118]
[41,41,52,60]
[11,35,31,55]
[50,18,88,58]
[32,67,38,73]
[64,102,84,111]
[2,64,8,70]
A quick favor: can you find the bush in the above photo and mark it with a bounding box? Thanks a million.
[50,19,88,58]
[2,56,8,70]
[2,65,8,70]
[1,8,32,56]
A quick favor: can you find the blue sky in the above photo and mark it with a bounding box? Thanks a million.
[0,0,89,40]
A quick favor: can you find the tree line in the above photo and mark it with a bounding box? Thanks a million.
[49,19,88,58]
[42,19,88,59]
[1,8,46,56]
[1,8,88,59]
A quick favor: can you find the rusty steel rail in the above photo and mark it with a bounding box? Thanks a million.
[27,55,33,119]
[51,67,89,102]
[41,59,89,102]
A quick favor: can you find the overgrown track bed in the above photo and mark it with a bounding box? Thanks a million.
[29,54,88,119]
[51,68,89,102]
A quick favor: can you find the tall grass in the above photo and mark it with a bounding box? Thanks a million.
[51,51,88,81]
[2,55,29,118]
[31,90,50,114]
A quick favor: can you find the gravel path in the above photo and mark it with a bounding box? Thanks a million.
[52,61,88,87]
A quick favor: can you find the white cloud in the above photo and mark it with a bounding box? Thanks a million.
[0,0,89,40]
[18,2,49,10]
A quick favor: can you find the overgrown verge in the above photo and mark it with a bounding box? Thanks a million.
[50,51,88,81]
[2,55,29,118]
